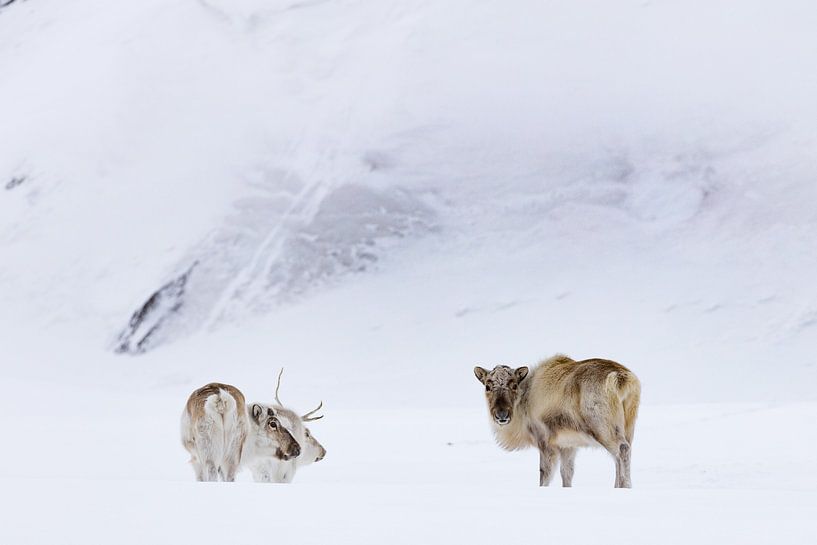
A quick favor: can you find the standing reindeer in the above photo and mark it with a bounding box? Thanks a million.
[247,370,326,483]
[473,355,641,488]
[180,382,300,481]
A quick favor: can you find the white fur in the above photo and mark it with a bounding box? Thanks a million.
[181,388,245,482]
[241,414,287,482]
[181,385,301,482]
[247,404,325,483]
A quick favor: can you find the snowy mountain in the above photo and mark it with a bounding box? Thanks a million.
[1,1,816,543]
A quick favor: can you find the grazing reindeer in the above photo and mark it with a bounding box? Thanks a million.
[474,355,641,488]
[248,370,326,483]
[180,382,300,481]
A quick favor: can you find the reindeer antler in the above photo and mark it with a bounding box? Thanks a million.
[277,368,323,420]
[275,368,284,406]
[301,401,324,422]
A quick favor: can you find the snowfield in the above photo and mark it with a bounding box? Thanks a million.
[1,374,816,543]
[1,0,816,543]
[4,481,815,544]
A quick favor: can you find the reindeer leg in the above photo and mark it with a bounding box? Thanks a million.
[223,466,238,482]
[582,405,632,489]
[223,453,241,482]
[529,425,557,487]
[538,443,557,486]
[194,430,220,482]
[596,434,631,488]
[205,461,219,482]
[618,442,632,488]
[192,460,205,482]
[608,425,632,489]
[559,447,576,487]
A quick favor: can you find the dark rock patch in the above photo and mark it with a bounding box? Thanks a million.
[5,176,26,190]
[115,263,196,354]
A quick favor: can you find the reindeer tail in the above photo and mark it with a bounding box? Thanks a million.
[605,370,641,445]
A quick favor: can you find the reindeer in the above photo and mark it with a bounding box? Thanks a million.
[247,370,326,483]
[180,382,300,481]
[473,355,641,488]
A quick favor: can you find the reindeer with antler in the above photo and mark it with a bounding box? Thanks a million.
[247,370,327,483]
[180,382,301,482]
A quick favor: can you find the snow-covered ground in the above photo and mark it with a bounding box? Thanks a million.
[1,0,816,543]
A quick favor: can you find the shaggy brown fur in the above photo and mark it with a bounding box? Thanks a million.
[474,354,641,488]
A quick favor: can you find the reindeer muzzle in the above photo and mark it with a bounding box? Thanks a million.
[493,409,511,426]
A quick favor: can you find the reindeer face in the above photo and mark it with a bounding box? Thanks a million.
[302,427,326,464]
[473,365,529,426]
[275,407,327,465]
[250,404,301,460]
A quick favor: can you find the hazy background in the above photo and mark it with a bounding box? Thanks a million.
[1,1,815,543]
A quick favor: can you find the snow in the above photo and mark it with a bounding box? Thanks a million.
[3,480,814,544]
[1,374,815,542]
[1,0,817,543]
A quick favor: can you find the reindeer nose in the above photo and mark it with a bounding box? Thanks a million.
[494,409,510,423]
[316,447,326,462]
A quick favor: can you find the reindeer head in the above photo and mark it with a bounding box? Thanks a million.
[250,404,301,460]
[473,365,529,426]
[272,404,327,466]
[274,369,326,464]
[299,402,326,464]
[302,427,326,464]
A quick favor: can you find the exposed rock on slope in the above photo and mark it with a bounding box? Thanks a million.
[116,182,435,353]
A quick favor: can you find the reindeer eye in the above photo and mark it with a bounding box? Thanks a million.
[268,420,278,429]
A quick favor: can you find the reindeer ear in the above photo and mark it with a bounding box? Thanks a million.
[251,403,264,421]
[515,367,529,381]
[474,366,488,384]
